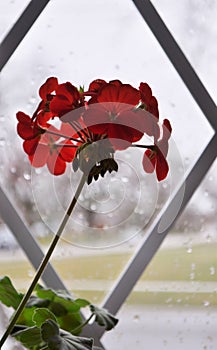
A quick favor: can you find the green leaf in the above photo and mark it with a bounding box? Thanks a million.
[74,299,90,308]
[0,276,23,309]
[41,320,93,350]
[34,286,85,333]
[90,305,118,331]
[26,295,50,308]
[36,286,83,313]
[13,326,44,348]
[17,306,36,327]
[36,286,56,301]
[33,308,57,327]
[59,312,82,334]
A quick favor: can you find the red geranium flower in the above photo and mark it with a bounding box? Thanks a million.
[83,81,156,149]
[16,111,46,155]
[50,82,83,122]
[142,119,172,181]
[17,111,76,175]
[29,127,77,175]
[33,77,59,126]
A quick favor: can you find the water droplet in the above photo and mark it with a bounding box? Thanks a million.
[166,297,172,303]
[0,138,5,147]
[121,176,129,183]
[203,300,210,307]
[209,266,215,275]
[29,96,37,104]
[90,203,97,211]
[35,168,42,174]
[28,270,34,277]
[190,272,195,280]
[23,172,31,180]
[187,247,192,254]
[133,314,140,322]
[191,263,196,270]
[0,114,5,122]
[10,167,17,174]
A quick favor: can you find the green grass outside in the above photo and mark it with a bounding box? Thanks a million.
[0,243,216,306]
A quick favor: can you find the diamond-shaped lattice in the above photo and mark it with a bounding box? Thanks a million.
[0,1,216,349]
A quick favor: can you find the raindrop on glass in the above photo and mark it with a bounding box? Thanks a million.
[190,272,195,280]
[29,96,37,104]
[133,314,140,322]
[23,172,31,181]
[191,263,196,270]
[10,167,17,174]
[209,266,215,275]
[0,138,5,147]
[35,168,42,174]
[90,203,97,211]
[28,270,34,277]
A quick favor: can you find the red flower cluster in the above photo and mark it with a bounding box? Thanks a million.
[17,77,172,182]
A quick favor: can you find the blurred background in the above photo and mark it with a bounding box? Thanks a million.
[0,1,217,349]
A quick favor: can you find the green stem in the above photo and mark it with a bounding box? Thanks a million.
[71,313,94,334]
[0,173,87,348]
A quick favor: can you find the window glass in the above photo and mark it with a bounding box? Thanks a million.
[103,158,217,350]
[0,0,30,41]
[152,0,217,101]
[0,3,216,348]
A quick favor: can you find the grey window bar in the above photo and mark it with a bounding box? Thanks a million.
[0,0,216,348]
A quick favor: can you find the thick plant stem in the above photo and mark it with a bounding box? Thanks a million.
[0,173,87,348]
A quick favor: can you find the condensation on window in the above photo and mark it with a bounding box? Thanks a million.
[103,158,217,350]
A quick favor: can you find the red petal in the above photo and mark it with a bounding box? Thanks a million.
[36,111,54,126]
[107,124,139,150]
[83,103,110,133]
[97,84,140,107]
[56,82,80,104]
[47,152,66,175]
[162,119,172,140]
[59,141,77,162]
[60,122,78,138]
[28,143,49,166]
[142,150,156,174]
[109,79,122,87]
[139,82,152,104]
[147,96,159,119]
[16,111,31,123]
[23,138,40,155]
[156,151,169,181]
[50,95,72,116]
[88,79,107,93]
[39,77,58,100]
[17,123,34,140]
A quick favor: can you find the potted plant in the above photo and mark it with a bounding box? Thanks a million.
[0,77,172,349]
